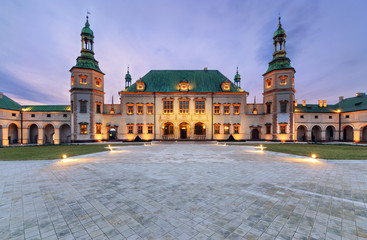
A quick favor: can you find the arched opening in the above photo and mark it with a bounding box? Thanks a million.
[311,125,321,142]
[163,122,174,136]
[194,122,206,135]
[296,125,307,141]
[8,123,18,144]
[108,128,117,140]
[251,129,259,140]
[29,124,38,144]
[44,124,55,144]
[60,124,71,143]
[362,126,367,142]
[179,122,190,139]
[343,125,354,141]
[325,126,335,142]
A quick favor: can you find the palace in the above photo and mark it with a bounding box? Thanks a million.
[1,17,367,145]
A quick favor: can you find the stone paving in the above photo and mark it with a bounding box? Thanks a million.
[1,143,367,240]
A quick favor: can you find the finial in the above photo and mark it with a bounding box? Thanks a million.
[278,14,282,27]
[86,10,91,22]
[112,95,114,105]
[236,66,239,73]
[127,65,129,73]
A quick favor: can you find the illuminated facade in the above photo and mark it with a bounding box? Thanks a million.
[1,17,367,145]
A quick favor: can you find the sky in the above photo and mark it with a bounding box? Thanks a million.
[0,0,366,105]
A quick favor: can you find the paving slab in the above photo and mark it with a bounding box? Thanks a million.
[1,143,367,239]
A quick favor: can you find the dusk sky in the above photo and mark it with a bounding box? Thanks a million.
[0,0,366,106]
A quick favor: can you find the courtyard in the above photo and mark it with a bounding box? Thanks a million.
[1,143,367,240]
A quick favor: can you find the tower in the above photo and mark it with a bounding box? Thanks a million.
[234,67,241,88]
[70,16,105,142]
[263,17,296,141]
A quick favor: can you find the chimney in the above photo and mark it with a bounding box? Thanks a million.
[294,100,298,107]
[203,67,208,71]
[0,92,3,99]
[318,100,323,107]
[323,100,327,107]
[302,100,306,106]
[339,96,344,102]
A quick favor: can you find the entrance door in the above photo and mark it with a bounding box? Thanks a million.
[109,128,117,140]
[251,129,259,140]
[180,128,187,139]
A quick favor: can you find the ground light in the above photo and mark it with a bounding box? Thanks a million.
[62,154,68,159]
[311,154,317,159]
[260,144,264,151]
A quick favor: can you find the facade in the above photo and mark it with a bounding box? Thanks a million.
[1,17,367,146]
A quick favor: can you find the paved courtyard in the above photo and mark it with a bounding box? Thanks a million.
[1,143,367,240]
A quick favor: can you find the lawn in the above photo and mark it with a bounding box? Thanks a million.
[230,143,367,160]
[0,144,115,160]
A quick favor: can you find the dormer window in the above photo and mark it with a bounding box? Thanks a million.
[179,80,189,91]
[279,75,287,85]
[71,76,74,85]
[96,78,101,87]
[221,80,231,91]
[136,78,145,91]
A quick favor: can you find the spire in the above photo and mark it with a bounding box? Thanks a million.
[125,65,132,89]
[70,16,104,74]
[112,95,114,105]
[264,17,294,75]
[234,67,241,87]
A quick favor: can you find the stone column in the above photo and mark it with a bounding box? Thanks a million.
[306,130,312,142]
[22,127,28,144]
[320,130,326,141]
[38,128,44,145]
[54,127,60,145]
[354,130,360,142]
[2,127,9,146]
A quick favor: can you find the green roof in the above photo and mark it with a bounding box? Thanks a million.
[81,20,94,38]
[71,51,104,74]
[273,27,286,38]
[264,56,294,75]
[0,94,21,111]
[295,94,367,113]
[123,70,247,93]
[22,105,71,112]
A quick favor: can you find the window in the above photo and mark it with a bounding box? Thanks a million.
[280,76,287,85]
[223,104,230,114]
[300,115,304,119]
[234,125,239,134]
[80,101,87,113]
[127,125,133,134]
[280,101,287,113]
[163,123,174,135]
[315,115,318,119]
[96,124,102,134]
[147,105,153,114]
[147,125,153,134]
[266,103,271,114]
[47,114,51,118]
[266,79,272,88]
[137,105,143,115]
[31,114,35,118]
[80,124,87,134]
[266,125,271,134]
[80,75,87,84]
[96,103,101,113]
[346,115,350,118]
[329,116,332,119]
[163,100,173,114]
[214,125,220,134]
[137,125,143,134]
[179,100,189,114]
[12,113,16,117]
[224,125,230,134]
[195,100,205,114]
[96,78,101,87]
[214,104,220,114]
[127,104,134,115]
[280,125,286,134]
[63,114,67,118]
[71,76,74,85]
[194,123,205,135]
[233,105,240,115]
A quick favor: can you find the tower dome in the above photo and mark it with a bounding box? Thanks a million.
[81,18,94,37]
